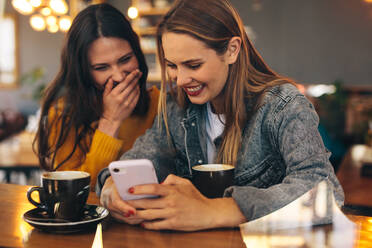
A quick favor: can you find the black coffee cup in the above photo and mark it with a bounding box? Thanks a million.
[192,164,234,198]
[27,171,90,221]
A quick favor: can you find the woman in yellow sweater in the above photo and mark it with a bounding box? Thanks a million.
[34,4,159,189]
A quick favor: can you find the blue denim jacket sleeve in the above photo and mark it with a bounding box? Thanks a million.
[224,88,344,221]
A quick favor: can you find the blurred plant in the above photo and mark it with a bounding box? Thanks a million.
[20,67,47,101]
[316,80,372,145]
[316,80,347,141]
[364,108,372,121]
[347,89,372,144]
[361,106,372,145]
[313,80,348,171]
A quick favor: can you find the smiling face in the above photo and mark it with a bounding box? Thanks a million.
[88,37,139,89]
[162,32,231,111]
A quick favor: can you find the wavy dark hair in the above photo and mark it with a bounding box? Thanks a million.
[35,3,150,171]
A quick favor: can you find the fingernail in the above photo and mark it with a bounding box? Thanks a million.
[140,223,145,228]
[129,210,135,216]
[160,181,164,184]
[128,187,134,193]
[124,212,131,218]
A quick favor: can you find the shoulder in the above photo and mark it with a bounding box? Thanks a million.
[147,86,160,102]
[264,83,303,103]
[46,98,65,120]
[254,83,318,127]
[261,83,318,128]
[260,83,311,114]
[131,86,160,121]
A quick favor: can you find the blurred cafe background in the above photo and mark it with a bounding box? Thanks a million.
[0,0,371,187]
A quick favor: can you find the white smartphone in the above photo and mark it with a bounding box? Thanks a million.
[108,159,159,201]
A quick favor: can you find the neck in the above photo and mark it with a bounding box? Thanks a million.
[210,98,224,114]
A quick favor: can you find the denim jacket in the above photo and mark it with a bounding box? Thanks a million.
[97,83,344,221]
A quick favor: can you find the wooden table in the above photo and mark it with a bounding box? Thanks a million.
[1,183,372,248]
[0,184,246,248]
[337,145,372,207]
[0,132,40,182]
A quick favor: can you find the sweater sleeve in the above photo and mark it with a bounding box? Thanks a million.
[49,105,124,189]
[51,88,160,190]
[56,129,124,189]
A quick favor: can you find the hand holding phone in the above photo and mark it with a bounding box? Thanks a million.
[108,159,159,201]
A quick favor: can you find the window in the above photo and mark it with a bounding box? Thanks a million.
[0,15,18,88]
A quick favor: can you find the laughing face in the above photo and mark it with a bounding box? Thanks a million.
[162,32,232,112]
[88,37,139,89]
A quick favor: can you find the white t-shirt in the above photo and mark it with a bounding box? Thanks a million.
[205,102,225,163]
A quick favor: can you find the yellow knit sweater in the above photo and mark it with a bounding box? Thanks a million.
[48,86,159,189]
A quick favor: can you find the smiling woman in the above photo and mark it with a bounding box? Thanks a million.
[34,3,159,189]
[0,14,18,88]
[97,0,344,232]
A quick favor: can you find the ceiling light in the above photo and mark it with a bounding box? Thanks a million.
[29,0,42,8]
[59,16,72,32]
[12,0,33,15]
[12,0,72,33]
[128,7,139,19]
[50,0,68,15]
[30,14,46,31]
[40,7,52,16]
[47,24,59,33]
[46,15,57,26]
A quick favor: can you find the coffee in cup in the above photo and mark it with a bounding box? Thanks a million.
[27,171,90,221]
[192,164,234,198]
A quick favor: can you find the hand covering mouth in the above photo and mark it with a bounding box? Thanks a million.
[112,81,120,88]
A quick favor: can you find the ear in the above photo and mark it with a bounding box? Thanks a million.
[225,36,242,64]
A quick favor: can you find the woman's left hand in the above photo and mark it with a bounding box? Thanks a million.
[126,174,246,231]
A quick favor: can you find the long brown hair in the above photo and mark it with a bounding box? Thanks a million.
[35,3,150,171]
[156,0,295,165]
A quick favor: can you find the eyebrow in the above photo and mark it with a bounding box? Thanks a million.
[91,52,134,67]
[164,58,203,65]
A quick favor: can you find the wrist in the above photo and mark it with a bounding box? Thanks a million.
[209,197,247,228]
[96,169,111,197]
[98,118,121,138]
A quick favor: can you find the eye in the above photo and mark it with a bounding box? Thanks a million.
[188,64,201,70]
[166,63,177,69]
[119,55,132,64]
[93,65,108,71]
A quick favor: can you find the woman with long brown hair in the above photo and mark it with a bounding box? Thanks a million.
[35,3,159,188]
[97,0,344,230]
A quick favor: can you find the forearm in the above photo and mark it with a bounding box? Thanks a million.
[209,197,246,228]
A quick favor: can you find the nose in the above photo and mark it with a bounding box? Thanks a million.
[175,68,192,87]
[111,66,125,83]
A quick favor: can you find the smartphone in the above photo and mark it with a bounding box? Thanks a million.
[108,159,159,201]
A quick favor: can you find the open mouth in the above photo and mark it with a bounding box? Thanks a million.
[183,84,205,96]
